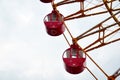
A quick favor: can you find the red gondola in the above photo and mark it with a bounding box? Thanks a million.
[40,0,53,3]
[44,10,65,36]
[62,44,86,74]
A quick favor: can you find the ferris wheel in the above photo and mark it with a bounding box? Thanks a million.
[40,0,120,80]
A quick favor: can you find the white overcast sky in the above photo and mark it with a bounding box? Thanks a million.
[0,0,120,80]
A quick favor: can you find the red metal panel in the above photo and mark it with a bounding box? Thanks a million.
[63,58,86,74]
[40,0,53,3]
[44,22,65,36]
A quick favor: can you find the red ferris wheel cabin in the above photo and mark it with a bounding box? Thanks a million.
[62,44,86,74]
[44,10,65,36]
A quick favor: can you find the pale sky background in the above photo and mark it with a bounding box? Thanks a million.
[0,0,120,80]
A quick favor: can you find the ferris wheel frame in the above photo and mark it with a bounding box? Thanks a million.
[40,0,120,79]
